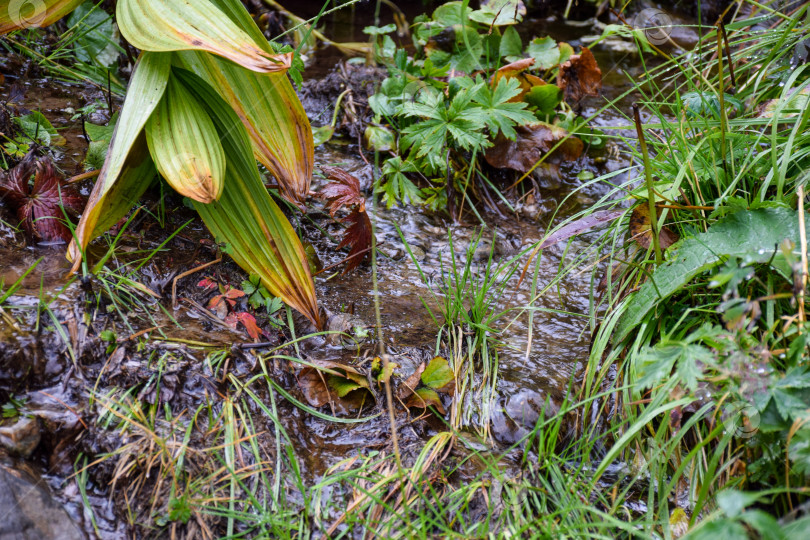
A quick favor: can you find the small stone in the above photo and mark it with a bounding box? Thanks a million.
[0,417,40,458]
[0,466,84,540]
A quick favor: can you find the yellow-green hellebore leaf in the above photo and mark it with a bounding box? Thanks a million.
[174,68,320,327]
[173,0,313,207]
[116,0,291,73]
[145,76,225,203]
[174,51,313,207]
[0,0,84,34]
[68,51,170,269]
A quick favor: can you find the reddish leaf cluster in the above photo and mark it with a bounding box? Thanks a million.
[319,166,374,273]
[0,154,84,242]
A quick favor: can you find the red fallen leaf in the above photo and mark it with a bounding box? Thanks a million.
[207,285,245,311]
[339,208,373,273]
[223,312,238,329]
[320,166,365,216]
[556,47,602,104]
[0,154,84,242]
[197,277,218,290]
[484,122,583,174]
[235,311,262,340]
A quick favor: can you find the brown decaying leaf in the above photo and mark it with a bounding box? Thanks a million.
[540,209,625,250]
[405,387,446,414]
[297,360,372,413]
[397,363,426,400]
[629,204,680,250]
[0,155,84,242]
[556,47,602,104]
[319,166,373,273]
[320,166,365,216]
[484,122,583,174]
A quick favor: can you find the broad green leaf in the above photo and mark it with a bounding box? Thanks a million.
[117,0,290,73]
[525,84,563,115]
[175,50,313,206]
[0,0,84,34]
[469,0,525,26]
[146,76,225,203]
[363,125,395,152]
[328,375,363,398]
[527,37,560,70]
[67,2,120,68]
[421,357,454,390]
[312,125,334,147]
[499,26,522,58]
[68,51,170,268]
[616,207,807,342]
[175,68,319,326]
[14,111,65,146]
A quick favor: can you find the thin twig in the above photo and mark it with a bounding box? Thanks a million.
[633,103,663,265]
[171,257,222,309]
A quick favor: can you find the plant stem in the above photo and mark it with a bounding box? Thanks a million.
[716,25,729,182]
[633,103,663,265]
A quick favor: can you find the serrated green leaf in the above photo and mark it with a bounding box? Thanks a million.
[527,37,560,70]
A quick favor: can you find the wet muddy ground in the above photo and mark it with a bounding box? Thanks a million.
[0,3,704,537]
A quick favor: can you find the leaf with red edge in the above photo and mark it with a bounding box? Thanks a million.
[339,208,373,273]
[235,311,262,340]
[0,155,84,242]
[320,166,365,216]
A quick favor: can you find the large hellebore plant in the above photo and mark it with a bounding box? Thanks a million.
[2,0,319,327]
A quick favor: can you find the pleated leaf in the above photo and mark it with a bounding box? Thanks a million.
[174,68,320,327]
[117,0,290,73]
[173,0,313,206]
[0,0,84,34]
[145,77,225,203]
[67,52,170,268]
